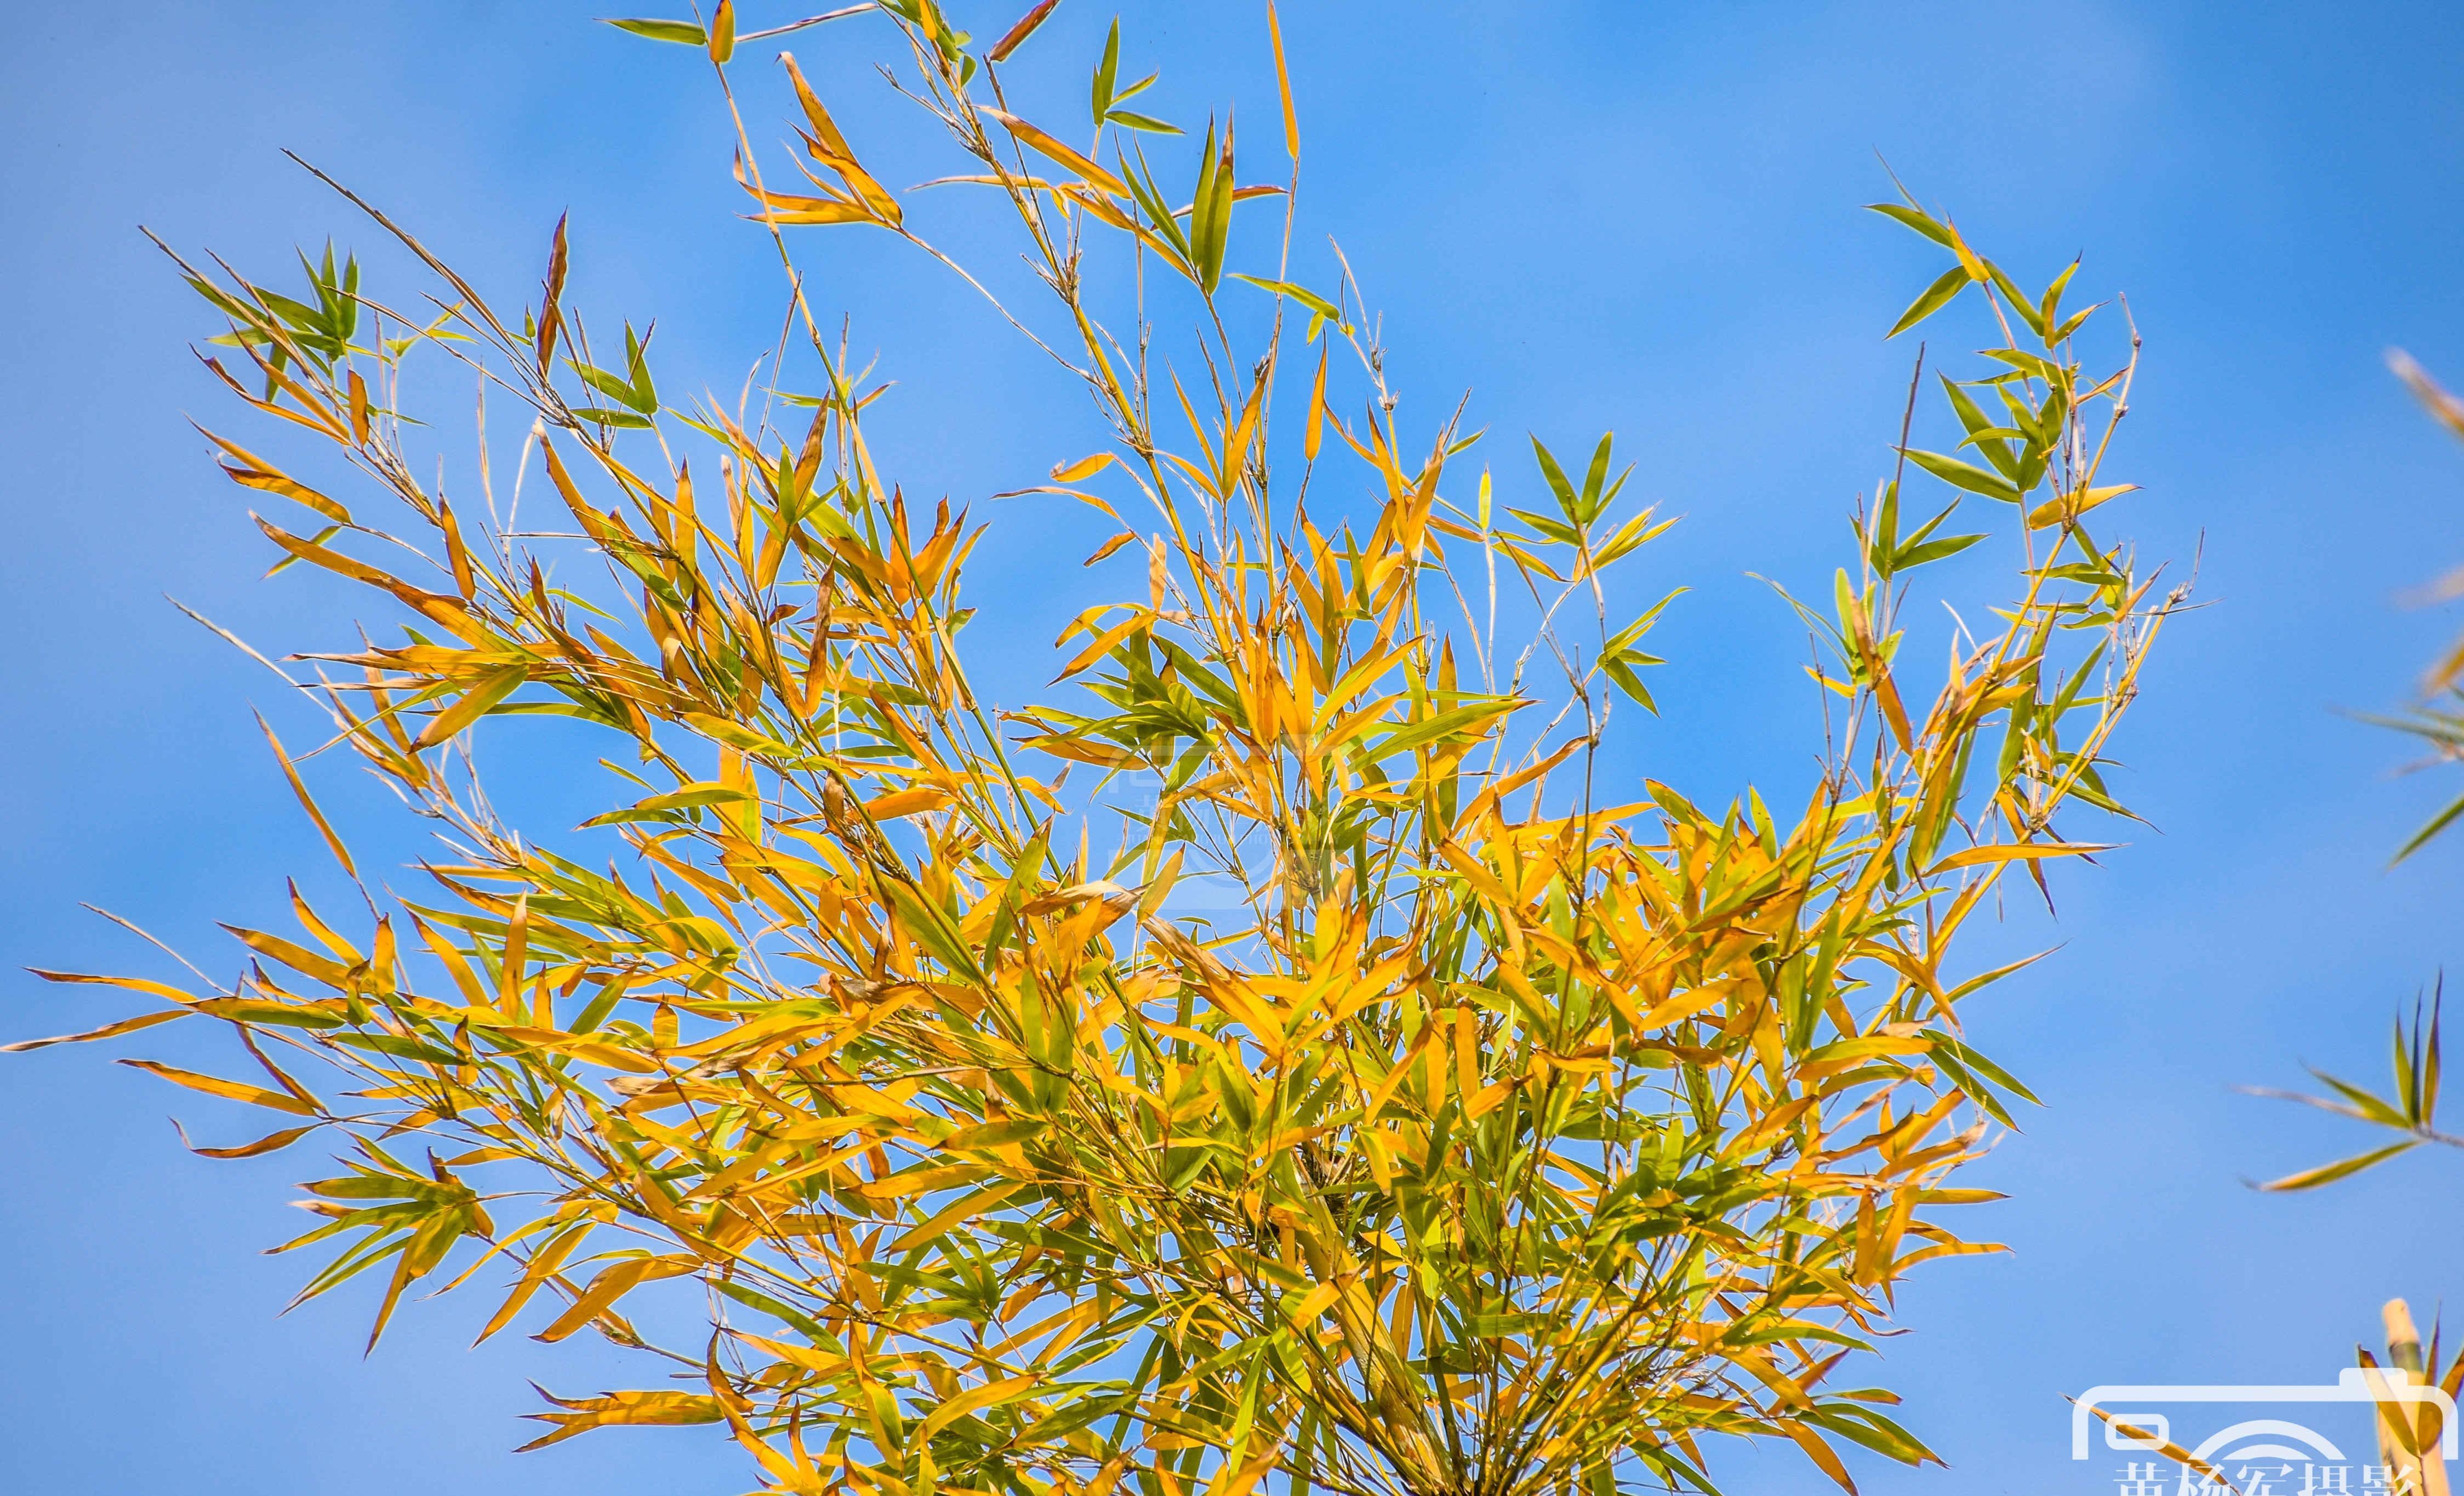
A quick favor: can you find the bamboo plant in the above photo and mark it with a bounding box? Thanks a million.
[2364,1299,2456,1496]
[12,4,2176,1494]
[2252,353,2464,1191]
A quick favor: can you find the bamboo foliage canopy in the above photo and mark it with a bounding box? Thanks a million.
[17,4,2182,1494]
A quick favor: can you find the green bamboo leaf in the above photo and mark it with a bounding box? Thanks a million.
[1091,19,1120,127]
[1531,437,1579,521]
[1985,259,2045,339]
[1864,201,1954,247]
[2253,1140,2419,1192]
[604,17,707,45]
[1227,273,1342,325]
[2039,259,2081,341]
[1887,264,1970,338]
[571,407,656,429]
[1892,532,1986,569]
[1901,447,2021,503]
[1601,656,1657,712]
[2393,787,2464,864]
[1106,110,1181,135]
[1377,699,1513,758]
[1188,118,1234,293]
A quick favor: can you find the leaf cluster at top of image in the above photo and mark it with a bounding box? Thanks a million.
[13,3,2182,1495]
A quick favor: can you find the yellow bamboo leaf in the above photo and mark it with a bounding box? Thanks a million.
[116,1059,317,1116]
[410,664,528,749]
[1929,840,2111,872]
[864,786,951,819]
[981,108,1129,197]
[518,1388,724,1451]
[1052,452,1116,484]
[26,969,201,1006]
[256,712,355,877]
[533,1254,699,1343]
[858,1162,994,1200]
[1,1008,189,1053]
[916,1375,1036,1442]
[1267,3,1298,159]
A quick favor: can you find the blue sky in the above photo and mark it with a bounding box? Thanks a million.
[8,2,2464,1493]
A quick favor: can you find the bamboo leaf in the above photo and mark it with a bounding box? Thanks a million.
[604,18,706,45]
[1889,264,1970,338]
[1,1009,189,1053]
[990,0,1059,62]
[117,1059,318,1116]
[2254,1141,2420,1192]
[1901,446,2022,503]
